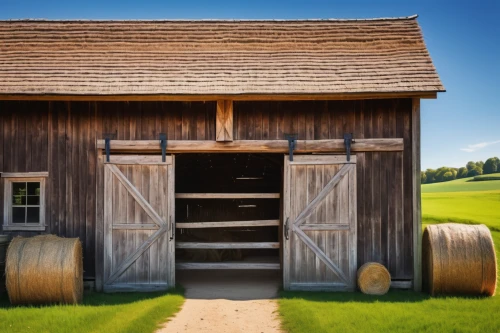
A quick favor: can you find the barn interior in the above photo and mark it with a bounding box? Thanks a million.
[175,153,283,271]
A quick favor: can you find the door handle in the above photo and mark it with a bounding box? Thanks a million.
[169,216,175,240]
[285,217,289,240]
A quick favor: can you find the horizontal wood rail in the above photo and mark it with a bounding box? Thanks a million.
[176,262,281,270]
[176,242,280,249]
[176,219,279,228]
[104,283,169,292]
[112,224,159,230]
[96,139,403,153]
[299,224,350,231]
[175,193,280,199]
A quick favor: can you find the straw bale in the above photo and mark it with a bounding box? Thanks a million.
[6,235,83,304]
[357,262,391,295]
[423,223,496,296]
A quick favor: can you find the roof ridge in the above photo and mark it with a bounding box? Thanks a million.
[1,15,418,23]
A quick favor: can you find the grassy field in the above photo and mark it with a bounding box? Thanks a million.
[279,177,500,333]
[473,173,500,181]
[422,190,500,230]
[422,175,500,193]
[0,289,184,333]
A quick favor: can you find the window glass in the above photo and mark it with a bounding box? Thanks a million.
[12,207,26,223]
[27,207,40,223]
[27,182,40,195]
[27,196,40,205]
[10,181,41,224]
[12,182,27,196]
[13,195,26,205]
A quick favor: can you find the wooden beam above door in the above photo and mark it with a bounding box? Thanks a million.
[96,138,403,153]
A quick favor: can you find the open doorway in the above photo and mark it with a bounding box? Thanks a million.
[175,153,283,274]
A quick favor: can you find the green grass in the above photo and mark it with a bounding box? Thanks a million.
[422,176,500,193]
[0,289,184,333]
[279,286,500,333]
[473,173,500,181]
[422,190,500,230]
[279,175,500,333]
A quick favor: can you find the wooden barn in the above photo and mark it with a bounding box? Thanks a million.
[0,16,444,292]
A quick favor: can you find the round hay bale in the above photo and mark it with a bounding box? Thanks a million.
[423,223,497,296]
[0,234,10,293]
[6,235,83,304]
[357,262,391,295]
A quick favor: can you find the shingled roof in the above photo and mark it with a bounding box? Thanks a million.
[0,16,444,98]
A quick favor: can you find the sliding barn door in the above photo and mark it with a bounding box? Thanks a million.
[283,155,357,291]
[103,155,175,292]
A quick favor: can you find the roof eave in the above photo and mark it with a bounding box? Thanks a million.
[0,91,441,102]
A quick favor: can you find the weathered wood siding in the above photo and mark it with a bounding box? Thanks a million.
[0,99,414,280]
[234,100,413,279]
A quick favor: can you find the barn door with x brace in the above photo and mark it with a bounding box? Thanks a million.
[283,155,357,291]
[103,155,175,292]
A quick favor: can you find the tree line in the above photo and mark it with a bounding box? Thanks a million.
[421,157,499,184]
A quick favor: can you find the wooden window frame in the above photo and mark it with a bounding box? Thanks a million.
[2,172,48,231]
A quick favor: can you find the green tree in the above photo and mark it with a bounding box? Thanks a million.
[466,161,476,171]
[425,169,437,183]
[457,167,468,178]
[476,161,484,173]
[421,171,427,184]
[435,167,455,182]
[483,157,499,174]
[443,171,454,181]
[467,166,482,177]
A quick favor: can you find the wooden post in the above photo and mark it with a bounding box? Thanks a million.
[412,98,422,292]
[216,100,233,141]
[95,153,104,292]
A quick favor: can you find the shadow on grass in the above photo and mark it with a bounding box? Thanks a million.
[279,289,492,303]
[0,286,184,309]
[422,219,500,232]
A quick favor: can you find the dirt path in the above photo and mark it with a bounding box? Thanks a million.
[157,270,283,333]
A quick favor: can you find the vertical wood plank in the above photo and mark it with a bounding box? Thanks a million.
[196,103,206,140]
[125,166,136,283]
[86,102,97,278]
[224,100,234,141]
[348,166,357,282]
[167,157,175,287]
[95,153,104,290]
[132,164,142,282]
[103,164,113,285]
[66,102,75,237]
[283,156,290,289]
[181,103,190,140]
[305,165,315,282]
[216,100,225,141]
[403,102,413,277]
[137,166,150,283]
[262,102,270,140]
[158,164,169,284]
[372,105,382,262]
[114,165,127,283]
[149,166,160,283]
[412,98,422,291]
[305,105,314,140]
[205,102,215,141]
[340,167,349,275]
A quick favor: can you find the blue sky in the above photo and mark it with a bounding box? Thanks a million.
[1,0,499,170]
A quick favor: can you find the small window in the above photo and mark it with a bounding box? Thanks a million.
[2,172,47,231]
